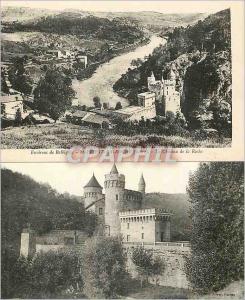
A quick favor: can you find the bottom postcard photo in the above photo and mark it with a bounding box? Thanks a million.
[1,162,244,299]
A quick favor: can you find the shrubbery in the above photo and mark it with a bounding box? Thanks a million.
[82,236,129,298]
[11,250,83,298]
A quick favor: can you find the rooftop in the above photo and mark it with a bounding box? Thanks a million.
[116,105,145,116]
[84,173,102,189]
[1,94,23,103]
[138,92,155,97]
[82,112,110,125]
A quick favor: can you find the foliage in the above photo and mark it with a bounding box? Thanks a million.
[8,57,33,95]
[93,96,102,108]
[112,112,188,138]
[115,101,122,110]
[82,236,129,298]
[34,68,75,121]
[11,250,83,298]
[14,108,22,126]
[132,246,165,287]
[1,168,97,298]
[9,15,144,44]
[185,162,244,293]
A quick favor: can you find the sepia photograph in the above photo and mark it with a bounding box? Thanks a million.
[1,162,244,298]
[1,0,239,150]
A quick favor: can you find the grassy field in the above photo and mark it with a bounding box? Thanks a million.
[1,123,231,149]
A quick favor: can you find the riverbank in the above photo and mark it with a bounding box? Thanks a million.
[76,36,151,81]
[72,35,164,108]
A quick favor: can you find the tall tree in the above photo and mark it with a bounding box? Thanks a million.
[33,68,75,122]
[82,236,128,298]
[185,162,244,293]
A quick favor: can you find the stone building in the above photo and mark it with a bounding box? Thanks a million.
[115,92,156,121]
[20,164,172,257]
[84,164,172,242]
[147,67,181,115]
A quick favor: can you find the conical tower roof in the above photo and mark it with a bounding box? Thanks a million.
[84,173,102,188]
[110,163,119,174]
[139,173,146,185]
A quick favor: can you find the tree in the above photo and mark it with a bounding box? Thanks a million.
[33,68,75,122]
[103,102,108,110]
[131,246,165,287]
[82,236,129,298]
[115,101,122,110]
[11,251,83,298]
[185,162,244,293]
[8,57,33,95]
[15,108,22,126]
[93,96,101,109]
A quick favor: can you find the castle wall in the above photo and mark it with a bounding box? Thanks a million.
[20,231,36,257]
[127,106,156,122]
[125,243,190,289]
[155,220,171,242]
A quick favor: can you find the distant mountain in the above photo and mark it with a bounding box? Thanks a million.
[143,192,191,241]
[2,6,206,32]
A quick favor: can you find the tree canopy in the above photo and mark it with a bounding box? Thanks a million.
[185,162,244,293]
[34,68,75,121]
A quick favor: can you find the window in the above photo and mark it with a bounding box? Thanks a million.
[99,208,103,215]
[127,235,130,242]
[116,194,118,200]
[127,223,130,229]
[141,233,144,240]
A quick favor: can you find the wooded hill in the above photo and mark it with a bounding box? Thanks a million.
[143,193,191,241]
[2,14,145,44]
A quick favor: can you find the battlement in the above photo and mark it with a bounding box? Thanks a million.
[119,208,172,217]
[163,79,175,86]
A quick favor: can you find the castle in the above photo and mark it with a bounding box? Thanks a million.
[83,164,172,242]
[147,67,181,115]
[20,164,172,257]
[114,67,180,121]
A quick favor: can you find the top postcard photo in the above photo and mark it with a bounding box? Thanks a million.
[1,1,244,162]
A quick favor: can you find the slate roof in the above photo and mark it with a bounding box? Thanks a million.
[110,163,118,174]
[84,174,102,189]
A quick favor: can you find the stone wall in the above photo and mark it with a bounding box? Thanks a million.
[125,243,190,289]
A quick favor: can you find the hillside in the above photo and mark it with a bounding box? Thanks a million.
[113,9,231,136]
[143,193,191,241]
[2,6,205,32]
[1,168,96,258]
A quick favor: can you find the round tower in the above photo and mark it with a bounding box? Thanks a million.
[83,173,103,211]
[104,164,125,237]
[138,173,146,196]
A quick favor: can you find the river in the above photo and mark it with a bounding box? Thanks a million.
[72,35,165,108]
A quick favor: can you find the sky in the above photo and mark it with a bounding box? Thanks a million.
[2,0,230,14]
[2,162,199,196]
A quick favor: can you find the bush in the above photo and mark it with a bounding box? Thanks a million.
[131,246,165,287]
[82,236,129,298]
[11,250,83,298]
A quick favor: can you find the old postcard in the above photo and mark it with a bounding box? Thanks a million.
[1,161,244,298]
[1,0,244,162]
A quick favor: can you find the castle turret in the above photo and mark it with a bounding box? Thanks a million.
[138,173,146,195]
[20,227,36,258]
[83,173,103,211]
[147,71,156,89]
[104,164,125,236]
